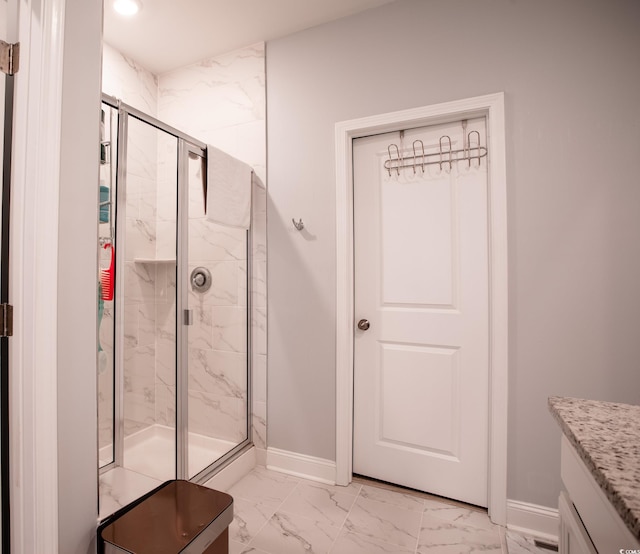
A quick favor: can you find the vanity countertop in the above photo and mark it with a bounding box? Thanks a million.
[549,396,640,541]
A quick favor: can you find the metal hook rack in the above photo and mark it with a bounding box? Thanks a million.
[387,144,402,176]
[412,140,425,174]
[385,130,487,175]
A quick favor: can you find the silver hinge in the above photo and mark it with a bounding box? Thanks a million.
[0,40,20,76]
[0,304,13,337]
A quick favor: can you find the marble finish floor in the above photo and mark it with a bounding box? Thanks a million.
[220,467,554,554]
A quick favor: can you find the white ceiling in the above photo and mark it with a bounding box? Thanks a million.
[103,0,397,75]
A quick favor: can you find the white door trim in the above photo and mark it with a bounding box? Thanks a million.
[10,0,66,550]
[335,93,508,525]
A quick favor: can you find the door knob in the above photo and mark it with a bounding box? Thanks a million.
[357,319,370,331]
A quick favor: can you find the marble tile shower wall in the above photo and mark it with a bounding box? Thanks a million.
[102,43,158,116]
[101,42,267,459]
[158,43,267,458]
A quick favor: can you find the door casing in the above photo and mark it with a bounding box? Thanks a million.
[334,92,508,524]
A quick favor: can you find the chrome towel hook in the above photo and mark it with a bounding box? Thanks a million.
[387,144,401,176]
[292,218,304,231]
[439,135,453,171]
[467,130,481,168]
[412,140,425,174]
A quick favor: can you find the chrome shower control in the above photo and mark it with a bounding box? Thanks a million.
[190,267,212,293]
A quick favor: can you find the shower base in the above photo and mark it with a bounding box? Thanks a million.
[127,424,237,480]
[99,424,244,520]
[100,424,236,480]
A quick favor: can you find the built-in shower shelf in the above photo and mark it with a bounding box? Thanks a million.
[134,258,176,265]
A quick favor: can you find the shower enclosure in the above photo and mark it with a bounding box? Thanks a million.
[98,95,251,491]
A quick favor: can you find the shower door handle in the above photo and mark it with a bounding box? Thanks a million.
[183,309,193,326]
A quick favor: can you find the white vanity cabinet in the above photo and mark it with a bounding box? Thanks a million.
[559,436,640,553]
[558,491,596,554]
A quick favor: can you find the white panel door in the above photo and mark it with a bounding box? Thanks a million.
[353,119,489,506]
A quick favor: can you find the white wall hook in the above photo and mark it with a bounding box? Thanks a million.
[292,218,304,231]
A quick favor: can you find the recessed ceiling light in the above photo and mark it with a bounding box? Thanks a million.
[113,0,142,17]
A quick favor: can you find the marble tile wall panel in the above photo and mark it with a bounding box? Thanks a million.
[252,354,267,405]
[102,42,158,116]
[188,261,240,307]
[154,262,176,306]
[159,43,265,141]
[251,177,268,461]
[188,219,247,262]
[252,307,267,357]
[124,217,156,261]
[188,391,247,443]
[155,383,176,428]
[210,306,248,354]
[123,262,156,304]
[154,133,178,262]
[123,389,155,428]
[188,348,247,398]
[253,400,267,451]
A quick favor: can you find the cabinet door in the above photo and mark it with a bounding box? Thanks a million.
[559,492,597,554]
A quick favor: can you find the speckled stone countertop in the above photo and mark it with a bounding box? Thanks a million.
[548,396,640,541]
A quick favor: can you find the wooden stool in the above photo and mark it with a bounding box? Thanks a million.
[99,480,233,553]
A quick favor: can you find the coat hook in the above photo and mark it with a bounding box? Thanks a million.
[292,218,304,231]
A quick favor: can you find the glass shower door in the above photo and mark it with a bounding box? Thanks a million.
[118,113,178,481]
[183,146,249,479]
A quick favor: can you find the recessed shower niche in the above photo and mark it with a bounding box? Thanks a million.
[97,42,267,518]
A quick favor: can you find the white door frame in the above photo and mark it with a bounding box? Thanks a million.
[335,92,508,525]
[10,0,66,550]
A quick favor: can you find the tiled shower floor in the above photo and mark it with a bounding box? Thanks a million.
[219,467,554,554]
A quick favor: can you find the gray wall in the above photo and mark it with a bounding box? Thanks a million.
[58,0,102,551]
[266,0,640,508]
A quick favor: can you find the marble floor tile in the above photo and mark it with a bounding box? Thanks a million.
[417,512,502,553]
[250,510,341,554]
[344,496,422,549]
[228,466,299,504]
[215,467,553,554]
[279,481,358,528]
[229,497,280,544]
[229,541,271,554]
[98,467,162,520]
[330,528,416,554]
[505,531,555,554]
[422,500,498,533]
[359,483,426,512]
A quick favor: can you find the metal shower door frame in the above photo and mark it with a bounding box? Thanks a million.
[101,94,252,483]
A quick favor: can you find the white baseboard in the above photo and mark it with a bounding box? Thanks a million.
[507,499,559,543]
[266,447,337,485]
